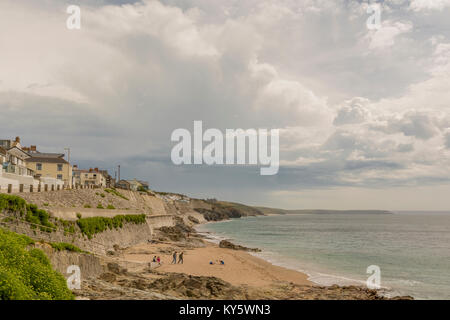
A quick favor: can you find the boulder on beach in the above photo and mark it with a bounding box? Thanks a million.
[219,240,261,252]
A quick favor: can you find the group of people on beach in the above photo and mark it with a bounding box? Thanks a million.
[150,252,184,266]
[152,256,161,265]
[172,251,184,264]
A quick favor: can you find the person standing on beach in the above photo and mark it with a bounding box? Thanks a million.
[172,251,177,264]
[178,252,184,264]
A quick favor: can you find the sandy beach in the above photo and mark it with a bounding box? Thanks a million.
[122,240,312,288]
[75,229,411,300]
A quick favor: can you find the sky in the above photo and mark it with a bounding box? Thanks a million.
[1,0,450,210]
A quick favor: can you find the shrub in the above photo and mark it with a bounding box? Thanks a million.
[0,194,27,214]
[0,195,55,232]
[50,242,84,253]
[83,204,91,208]
[106,205,115,210]
[0,228,74,300]
[76,213,82,219]
[24,204,55,233]
[96,204,104,209]
[76,214,146,239]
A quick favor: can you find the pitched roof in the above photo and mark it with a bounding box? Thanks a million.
[30,152,65,158]
[26,156,69,164]
[7,146,30,159]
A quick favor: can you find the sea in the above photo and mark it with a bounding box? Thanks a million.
[195,212,450,300]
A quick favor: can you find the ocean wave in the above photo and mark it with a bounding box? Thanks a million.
[251,251,368,287]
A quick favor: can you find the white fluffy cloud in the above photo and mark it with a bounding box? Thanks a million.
[410,0,450,11]
[364,20,413,50]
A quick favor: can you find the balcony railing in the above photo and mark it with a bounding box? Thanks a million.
[2,163,31,176]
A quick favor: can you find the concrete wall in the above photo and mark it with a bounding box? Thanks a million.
[146,215,176,233]
[48,207,144,221]
[0,173,64,194]
[36,243,104,280]
[0,174,40,193]
[2,218,153,255]
[142,194,168,216]
[0,176,19,192]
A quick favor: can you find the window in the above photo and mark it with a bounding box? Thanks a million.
[57,164,63,171]
[57,174,63,180]
[36,163,42,171]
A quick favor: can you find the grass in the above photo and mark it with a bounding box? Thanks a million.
[25,204,56,232]
[104,188,129,200]
[0,194,27,213]
[0,194,55,232]
[0,228,74,300]
[50,242,84,253]
[76,214,146,239]
[58,219,76,234]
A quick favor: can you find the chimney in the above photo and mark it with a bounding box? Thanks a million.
[73,165,78,169]
[95,168,99,172]
[31,145,37,152]
[15,136,20,143]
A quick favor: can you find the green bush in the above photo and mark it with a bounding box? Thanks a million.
[0,194,27,214]
[50,242,84,253]
[0,228,74,300]
[0,195,55,233]
[25,204,55,233]
[83,204,91,208]
[96,204,104,209]
[76,214,146,239]
[76,213,82,219]
[106,205,115,210]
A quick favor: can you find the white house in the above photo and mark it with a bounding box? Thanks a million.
[0,137,40,193]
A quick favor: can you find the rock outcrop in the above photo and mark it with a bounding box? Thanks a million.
[219,240,261,252]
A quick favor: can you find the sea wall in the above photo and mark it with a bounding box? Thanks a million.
[48,207,143,221]
[1,219,151,254]
[146,215,176,233]
[36,243,104,280]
